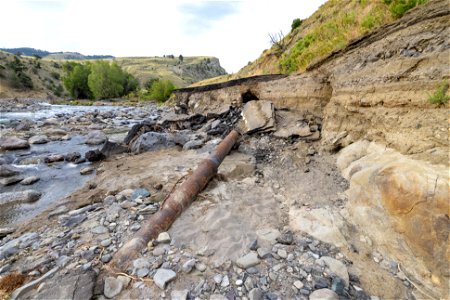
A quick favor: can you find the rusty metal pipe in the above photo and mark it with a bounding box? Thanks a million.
[111,129,240,270]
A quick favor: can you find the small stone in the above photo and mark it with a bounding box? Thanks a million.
[81,262,92,271]
[276,231,294,245]
[80,167,94,175]
[277,249,287,259]
[213,274,223,284]
[235,252,260,269]
[293,280,304,289]
[130,224,141,231]
[309,288,339,300]
[120,200,137,209]
[153,247,166,256]
[137,268,150,277]
[131,188,151,200]
[257,247,271,259]
[20,176,40,185]
[182,259,196,273]
[249,239,258,251]
[91,225,108,234]
[65,152,81,162]
[235,279,243,286]
[210,295,227,300]
[171,290,189,300]
[101,239,112,247]
[269,272,278,281]
[56,255,70,267]
[248,288,263,300]
[104,276,124,298]
[299,288,310,295]
[195,262,206,272]
[221,275,230,287]
[103,195,116,205]
[156,232,171,243]
[101,254,112,263]
[317,256,349,287]
[246,267,259,274]
[153,268,176,289]
[331,276,346,295]
[272,263,284,272]
[133,258,150,269]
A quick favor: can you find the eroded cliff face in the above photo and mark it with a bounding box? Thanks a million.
[170,1,449,297]
[319,0,449,165]
[172,0,449,166]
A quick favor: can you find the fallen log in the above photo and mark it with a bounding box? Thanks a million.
[111,129,240,270]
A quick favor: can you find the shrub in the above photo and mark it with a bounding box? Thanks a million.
[7,57,26,73]
[50,71,60,80]
[10,72,33,89]
[53,84,64,97]
[142,79,175,102]
[144,78,159,90]
[428,81,449,105]
[291,18,302,31]
[383,0,427,18]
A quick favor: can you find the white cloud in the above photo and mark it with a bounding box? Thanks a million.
[1,0,326,73]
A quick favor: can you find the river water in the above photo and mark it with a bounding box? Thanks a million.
[0,103,156,228]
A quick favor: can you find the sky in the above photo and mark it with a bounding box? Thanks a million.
[1,0,327,73]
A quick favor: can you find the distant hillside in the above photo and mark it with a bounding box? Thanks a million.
[0,47,114,60]
[45,52,114,60]
[193,0,428,86]
[0,50,227,99]
[0,47,51,57]
[113,56,226,87]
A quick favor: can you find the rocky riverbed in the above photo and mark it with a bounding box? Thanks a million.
[0,99,422,299]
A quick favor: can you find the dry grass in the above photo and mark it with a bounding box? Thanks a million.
[0,272,27,293]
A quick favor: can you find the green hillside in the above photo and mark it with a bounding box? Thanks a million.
[0,51,226,99]
[194,0,427,86]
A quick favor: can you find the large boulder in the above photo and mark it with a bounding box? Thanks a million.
[0,165,21,177]
[239,100,275,134]
[0,190,41,205]
[337,140,449,298]
[85,149,105,162]
[0,137,30,150]
[130,132,177,154]
[29,134,49,144]
[85,130,107,145]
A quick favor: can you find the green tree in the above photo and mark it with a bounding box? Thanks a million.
[63,62,92,99]
[88,61,124,99]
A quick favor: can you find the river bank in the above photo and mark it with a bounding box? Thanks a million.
[0,98,421,300]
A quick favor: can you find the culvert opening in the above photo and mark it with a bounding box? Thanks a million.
[241,90,259,103]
